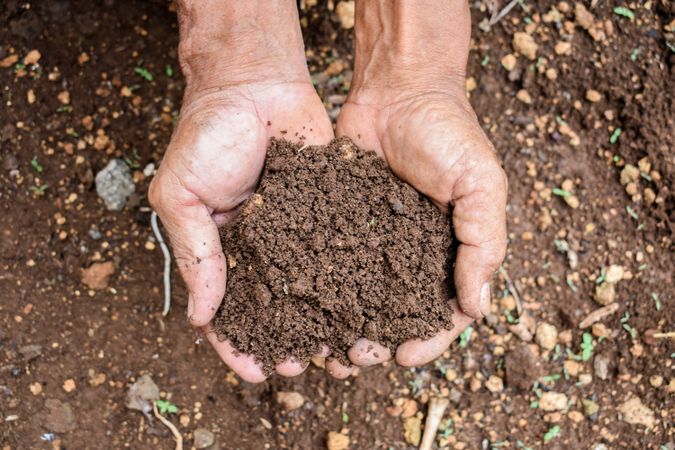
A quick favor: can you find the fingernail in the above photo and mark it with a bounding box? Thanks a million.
[479,282,491,317]
[187,295,195,322]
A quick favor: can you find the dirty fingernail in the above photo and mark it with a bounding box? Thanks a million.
[187,295,195,322]
[479,282,491,317]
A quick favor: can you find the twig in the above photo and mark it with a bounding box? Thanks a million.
[579,303,619,329]
[499,267,523,316]
[489,0,519,26]
[652,331,675,339]
[420,397,449,450]
[152,402,183,450]
[151,211,172,316]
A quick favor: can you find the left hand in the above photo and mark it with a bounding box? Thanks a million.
[333,84,508,371]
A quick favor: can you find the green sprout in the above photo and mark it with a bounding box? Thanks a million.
[630,48,640,61]
[30,157,43,173]
[580,332,594,361]
[621,312,638,339]
[166,64,174,77]
[609,128,622,144]
[543,425,561,442]
[341,412,349,423]
[134,66,154,82]
[613,6,635,20]
[367,218,377,227]
[626,205,639,221]
[552,188,572,198]
[651,292,662,311]
[481,55,490,66]
[540,373,561,383]
[503,309,517,324]
[155,399,178,414]
[29,184,48,196]
[517,441,534,450]
[458,326,473,348]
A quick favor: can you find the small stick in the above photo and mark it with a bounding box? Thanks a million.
[151,211,172,316]
[579,303,619,329]
[489,0,519,26]
[152,402,183,450]
[419,397,449,450]
[499,267,523,316]
[652,331,675,339]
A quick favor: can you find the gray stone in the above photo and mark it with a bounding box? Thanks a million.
[95,159,135,211]
[43,399,76,433]
[125,374,160,415]
[594,355,610,380]
[194,428,215,449]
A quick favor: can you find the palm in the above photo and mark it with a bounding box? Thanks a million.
[336,92,507,367]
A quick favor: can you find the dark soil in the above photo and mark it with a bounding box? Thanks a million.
[1,1,672,449]
[216,138,455,371]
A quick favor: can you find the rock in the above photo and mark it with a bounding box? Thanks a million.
[516,89,532,104]
[604,265,624,284]
[513,32,538,60]
[649,375,663,388]
[568,410,584,423]
[62,379,76,393]
[564,360,582,377]
[618,397,655,428]
[0,53,19,68]
[505,344,541,389]
[485,375,504,393]
[43,399,76,433]
[638,157,651,173]
[593,355,610,380]
[554,41,572,55]
[539,392,568,411]
[275,391,305,412]
[326,431,350,450]
[620,164,640,185]
[535,323,558,351]
[501,53,517,71]
[23,49,41,65]
[586,89,602,102]
[335,1,355,29]
[575,3,595,29]
[594,282,615,305]
[81,261,116,290]
[582,399,599,417]
[403,416,422,446]
[95,159,136,211]
[57,90,71,105]
[401,399,418,418]
[125,374,160,415]
[194,428,215,449]
[2,154,19,171]
[18,344,42,362]
[508,311,536,342]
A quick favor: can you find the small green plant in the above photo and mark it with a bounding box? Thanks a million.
[367,218,377,227]
[651,292,662,311]
[630,48,640,61]
[166,64,174,77]
[580,332,594,361]
[544,425,561,442]
[609,128,622,144]
[626,205,638,221]
[613,6,635,20]
[135,66,154,82]
[540,373,561,383]
[341,412,349,424]
[155,399,178,414]
[29,184,48,196]
[458,326,473,348]
[621,312,638,339]
[552,188,572,198]
[30,157,43,173]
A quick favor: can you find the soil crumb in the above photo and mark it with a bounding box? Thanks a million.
[215,138,455,373]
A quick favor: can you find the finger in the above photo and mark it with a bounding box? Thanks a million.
[275,357,308,377]
[451,162,508,319]
[203,324,267,383]
[149,175,226,327]
[395,299,474,367]
[347,338,392,366]
[325,358,354,379]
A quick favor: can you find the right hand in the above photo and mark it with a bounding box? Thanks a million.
[149,80,334,382]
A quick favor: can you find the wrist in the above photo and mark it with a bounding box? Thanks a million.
[177,0,310,98]
[350,0,471,104]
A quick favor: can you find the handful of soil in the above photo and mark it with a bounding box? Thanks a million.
[215,138,455,373]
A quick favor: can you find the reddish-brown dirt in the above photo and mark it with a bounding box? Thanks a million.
[1,1,672,449]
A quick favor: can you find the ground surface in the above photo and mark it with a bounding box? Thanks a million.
[0,1,673,449]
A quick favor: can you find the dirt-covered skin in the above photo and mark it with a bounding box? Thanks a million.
[216,138,455,372]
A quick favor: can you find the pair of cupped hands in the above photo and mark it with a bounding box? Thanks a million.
[149,42,507,384]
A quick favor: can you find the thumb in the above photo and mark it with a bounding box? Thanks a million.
[451,164,507,320]
[149,178,226,327]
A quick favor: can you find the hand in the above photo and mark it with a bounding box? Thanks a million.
[328,0,508,374]
[149,0,334,382]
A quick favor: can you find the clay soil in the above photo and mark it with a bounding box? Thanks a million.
[217,138,454,372]
[1,1,673,449]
